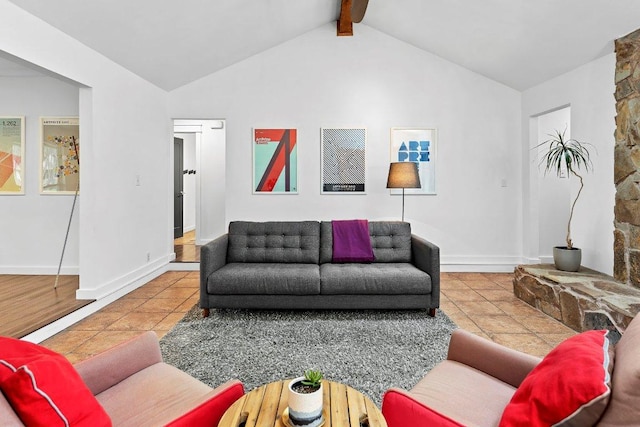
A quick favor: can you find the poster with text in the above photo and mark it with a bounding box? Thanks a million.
[390,128,436,195]
[253,128,298,194]
[0,116,25,194]
[41,117,80,194]
[321,128,366,194]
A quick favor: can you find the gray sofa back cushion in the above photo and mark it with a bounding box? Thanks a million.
[320,221,412,263]
[227,221,320,264]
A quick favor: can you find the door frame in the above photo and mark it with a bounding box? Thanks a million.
[171,119,226,262]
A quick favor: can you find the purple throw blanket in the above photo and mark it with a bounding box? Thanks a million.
[332,219,375,263]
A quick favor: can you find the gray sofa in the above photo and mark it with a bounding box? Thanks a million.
[199,220,440,316]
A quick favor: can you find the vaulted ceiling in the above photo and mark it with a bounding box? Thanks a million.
[4,0,640,91]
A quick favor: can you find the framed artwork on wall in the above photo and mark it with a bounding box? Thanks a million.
[321,127,367,194]
[253,128,298,194]
[40,117,80,194]
[0,116,25,195]
[390,127,437,195]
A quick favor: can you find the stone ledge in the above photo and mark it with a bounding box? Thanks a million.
[514,264,640,338]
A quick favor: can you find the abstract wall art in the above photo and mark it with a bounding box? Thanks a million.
[0,116,25,194]
[390,127,437,195]
[321,127,366,194]
[253,128,298,194]
[40,117,80,194]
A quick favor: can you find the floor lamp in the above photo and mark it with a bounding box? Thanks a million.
[386,162,421,222]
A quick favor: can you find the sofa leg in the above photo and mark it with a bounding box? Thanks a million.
[428,308,437,317]
[202,308,210,318]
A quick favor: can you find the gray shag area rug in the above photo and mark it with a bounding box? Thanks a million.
[159,307,457,407]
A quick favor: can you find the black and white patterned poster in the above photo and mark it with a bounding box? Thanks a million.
[321,128,366,193]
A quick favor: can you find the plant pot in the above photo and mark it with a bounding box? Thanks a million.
[553,246,582,272]
[287,377,324,427]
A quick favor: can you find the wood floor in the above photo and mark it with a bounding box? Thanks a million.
[174,230,200,262]
[0,274,93,338]
[0,229,198,339]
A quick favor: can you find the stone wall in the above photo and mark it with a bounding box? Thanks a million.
[614,28,640,288]
[514,265,640,337]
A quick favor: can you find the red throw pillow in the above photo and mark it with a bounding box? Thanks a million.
[499,330,613,427]
[0,337,112,427]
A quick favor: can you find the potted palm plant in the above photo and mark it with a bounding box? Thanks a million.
[535,129,593,272]
[287,370,324,427]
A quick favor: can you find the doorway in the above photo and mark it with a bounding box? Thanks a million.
[535,106,571,263]
[174,136,184,239]
[171,119,226,263]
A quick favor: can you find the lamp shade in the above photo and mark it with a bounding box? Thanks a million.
[386,162,421,189]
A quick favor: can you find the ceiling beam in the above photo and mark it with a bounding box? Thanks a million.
[337,0,353,36]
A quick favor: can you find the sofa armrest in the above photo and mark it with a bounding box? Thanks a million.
[447,329,541,388]
[0,391,24,426]
[200,233,229,308]
[411,234,440,306]
[74,331,163,395]
[382,388,464,427]
[165,379,244,427]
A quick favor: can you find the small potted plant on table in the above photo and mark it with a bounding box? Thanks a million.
[286,370,324,427]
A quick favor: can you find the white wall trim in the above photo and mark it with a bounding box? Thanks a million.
[0,266,79,275]
[75,256,169,300]
[539,255,554,264]
[441,255,537,272]
[167,262,199,271]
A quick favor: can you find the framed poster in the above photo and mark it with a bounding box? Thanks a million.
[390,128,436,195]
[40,117,80,194]
[253,128,298,194]
[321,127,366,194]
[0,116,25,194]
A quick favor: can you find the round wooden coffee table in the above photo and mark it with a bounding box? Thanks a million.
[219,379,387,427]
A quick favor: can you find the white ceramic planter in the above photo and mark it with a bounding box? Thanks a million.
[287,377,324,427]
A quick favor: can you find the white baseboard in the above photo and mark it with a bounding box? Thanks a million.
[440,255,530,273]
[167,262,199,271]
[75,256,169,300]
[539,255,553,264]
[23,257,172,343]
[0,265,79,275]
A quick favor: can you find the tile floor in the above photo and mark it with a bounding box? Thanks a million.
[41,271,577,364]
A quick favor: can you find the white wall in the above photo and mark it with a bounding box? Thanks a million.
[537,106,571,262]
[0,0,171,299]
[0,76,80,273]
[522,54,616,275]
[170,23,523,270]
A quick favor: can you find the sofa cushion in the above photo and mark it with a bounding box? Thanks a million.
[499,330,613,427]
[207,263,321,295]
[0,337,111,427]
[320,221,412,264]
[227,221,320,264]
[594,315,640,426]
[320,263,430,295]
[0,391,24,426]
[95,363,213,427]
[408,360,518,427]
